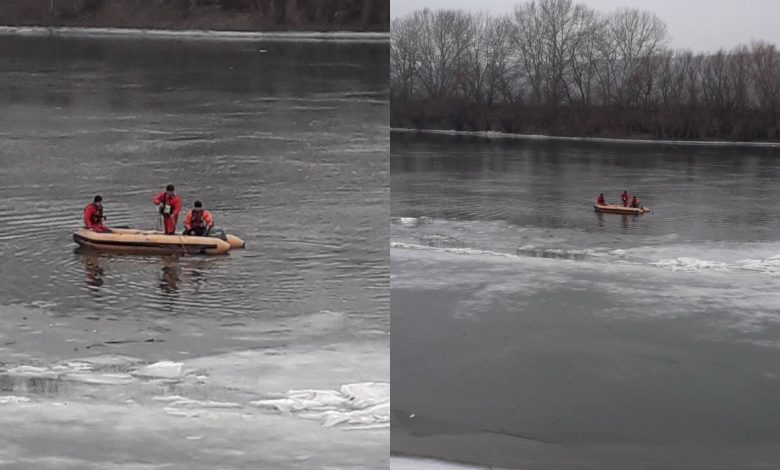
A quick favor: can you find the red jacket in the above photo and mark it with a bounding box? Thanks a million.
[152,192,182,218]
[184,209,214,231]
[596,195,605,205]
[84,203,108,232]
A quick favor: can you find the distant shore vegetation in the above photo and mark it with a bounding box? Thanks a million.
[391,0,780,141]
[0,0,389,32]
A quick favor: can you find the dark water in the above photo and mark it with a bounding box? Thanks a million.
[392,132,780,243]
[391,132,780,469]
[0,35,388,341]
[0,35,388,469]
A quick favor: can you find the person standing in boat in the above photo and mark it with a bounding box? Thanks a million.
[621,191,629,207]
[630,195,641,208]
[596,193,606,205]
[84,195,111,233]
[183,200,214,236]
[152,184,182,235]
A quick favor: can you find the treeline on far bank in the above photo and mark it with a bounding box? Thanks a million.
[0,0,389,32]
[391,1,780,141]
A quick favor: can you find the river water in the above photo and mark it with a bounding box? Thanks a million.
[0,34,388,469]
[391,132,780,469]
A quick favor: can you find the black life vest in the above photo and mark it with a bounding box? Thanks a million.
[159,193,175,215]
[89,203,103,224]
[191,209,205,228]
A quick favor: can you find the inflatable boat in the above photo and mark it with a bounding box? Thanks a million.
[594,204,651,215]
[73,228,245,255]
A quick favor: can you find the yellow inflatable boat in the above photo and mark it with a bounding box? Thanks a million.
[594,204,651,215]
[73,228,245,255]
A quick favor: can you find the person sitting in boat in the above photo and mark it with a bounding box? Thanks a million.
[621,191,629,207]
[153,184,182,235]
[83,195,111,233]
[596,193,606,205]
[183,200,214,237]
[630,196,641,208]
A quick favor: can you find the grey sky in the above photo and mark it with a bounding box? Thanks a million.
[391,0,780,53]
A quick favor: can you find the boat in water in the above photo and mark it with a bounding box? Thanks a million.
[73,227,245,255]
[593,204,651,215]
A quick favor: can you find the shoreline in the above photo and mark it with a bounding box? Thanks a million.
[0,25,388,42]
[392,127,780,148]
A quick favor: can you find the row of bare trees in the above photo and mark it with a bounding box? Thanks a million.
[391,0,780,140]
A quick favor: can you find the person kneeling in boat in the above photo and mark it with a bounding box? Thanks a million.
[84,195,111,233]
[630,196,641,208]
[183,200,214,236]
[153,184,182,235]
[596,193,606,205]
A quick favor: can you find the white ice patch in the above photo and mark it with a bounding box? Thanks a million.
[131,361,187,379]
[651,257,730,272]
[735,256,780,276]
[391,242,523,261]
[63,372,134,386]
[3,355,149,386]
[392,216,432,228]
[651,256,780,276]
[5,366,58,379]
[251,382,389,429]
[152,395,242,409]
[391,456,487,469]
[0,396,30,405]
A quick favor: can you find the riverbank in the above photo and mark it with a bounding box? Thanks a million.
[0,25,388,42]
[392,128,780,148]
[0,0,389,32]
[391,99,780,144]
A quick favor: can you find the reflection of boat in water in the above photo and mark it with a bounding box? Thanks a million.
[159,257,181,294]
[73,227,245,256]
[81,254,105,287]
[594,204,650,215]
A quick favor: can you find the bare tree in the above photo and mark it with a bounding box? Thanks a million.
[390,3,779,141]
[606,7,668,107]
[412,9,472,99]
[750,41,780,130]
[512,2,546,104]
[391,14,421,100]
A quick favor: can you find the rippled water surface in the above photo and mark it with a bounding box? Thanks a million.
[0,35,388,469]
[391,132,780,469]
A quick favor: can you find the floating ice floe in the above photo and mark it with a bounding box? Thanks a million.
[5,365,59,379]
[0,395,30,405]
[390,456,487,470]
[736,257,780,276]
[392,456,487,469]
[63,372,134,385]
[131,361,188,379]
[650,256,780,276]
[651,257,730,272]
[250,382,389,428]
[153,395,242,409]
